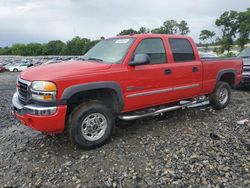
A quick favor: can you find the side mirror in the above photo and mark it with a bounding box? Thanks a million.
[129,54,150,66]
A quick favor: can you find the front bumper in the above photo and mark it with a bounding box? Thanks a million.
[12,92,67,133]
[240,74,250,86]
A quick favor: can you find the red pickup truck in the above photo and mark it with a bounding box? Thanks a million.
[12,34,243,149]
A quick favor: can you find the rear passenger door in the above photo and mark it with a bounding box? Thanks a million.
[168,38,202,100]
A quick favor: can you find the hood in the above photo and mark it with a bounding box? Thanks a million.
[20,61,112,81]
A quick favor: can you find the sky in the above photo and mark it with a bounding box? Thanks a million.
[0,0,249,47]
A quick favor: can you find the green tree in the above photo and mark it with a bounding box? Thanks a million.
[151,27,164,34]
[163,20,179,34]
[199,29,215,49]
[237,8,250,50]
[62,36,91,55]
[11,44,27,56]
[138,27,150,34]
[25,43,45,56]
[151,20,190,35]
[117,28,138,36]
[178,20,190,35]
[215,10,239,53]
[2,47,11,55]
[47,40,65,55]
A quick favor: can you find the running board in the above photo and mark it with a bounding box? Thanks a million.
[118,99,209,121]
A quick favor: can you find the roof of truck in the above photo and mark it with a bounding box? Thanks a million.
[110,33,192,40]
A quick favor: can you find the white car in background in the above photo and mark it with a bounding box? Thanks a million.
[199,52,218,58]
[8,63,32,72]
[3,62,12,70]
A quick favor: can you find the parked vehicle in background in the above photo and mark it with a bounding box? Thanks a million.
[8,63,32,72]
[0,64,7,72]
[12,34,243,149]
[43,60,60,65]
[3,62,12,70]
[238,48,250,86]
[199,52,218,58]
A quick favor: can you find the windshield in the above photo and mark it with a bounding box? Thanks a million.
[238,48,250,58]
[83,38,134,64]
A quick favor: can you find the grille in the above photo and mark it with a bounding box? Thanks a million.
[243,65,250,72]
[17,78,30,104]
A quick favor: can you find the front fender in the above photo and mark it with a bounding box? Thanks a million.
[61,81,124,111]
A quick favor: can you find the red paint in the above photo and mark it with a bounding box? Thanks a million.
[16,34,242,133]
[14,105,67,133]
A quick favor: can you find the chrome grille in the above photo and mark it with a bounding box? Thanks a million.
[243,64,250,72]
[17,78,31,104]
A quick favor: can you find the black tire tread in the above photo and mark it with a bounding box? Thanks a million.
[209,81,231,110]
[67,100,114,149]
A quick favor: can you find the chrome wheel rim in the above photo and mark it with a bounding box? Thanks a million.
[219,87,228,105]
[81,113,107,141]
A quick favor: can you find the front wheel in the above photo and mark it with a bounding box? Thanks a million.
[68,101,114,149]
[13,68,18,72]
[209,81,231,110]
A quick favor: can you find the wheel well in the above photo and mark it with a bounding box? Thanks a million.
[219,72,235,87]
[66,89,121,115]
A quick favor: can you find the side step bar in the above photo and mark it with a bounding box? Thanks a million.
[118,99,209,121]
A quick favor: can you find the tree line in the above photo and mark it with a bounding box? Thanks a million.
[0,37,100,56]
[117,20,190,36]
[0,8,249,56]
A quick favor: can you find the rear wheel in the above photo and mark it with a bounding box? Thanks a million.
[68,100,114,149]
[209,81,231,110]
[13,68,18,72]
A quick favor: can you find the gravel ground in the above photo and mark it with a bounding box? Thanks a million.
[0,72,249,188]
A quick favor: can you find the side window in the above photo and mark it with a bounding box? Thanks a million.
[169,38,195,62]
[133,38,166,64]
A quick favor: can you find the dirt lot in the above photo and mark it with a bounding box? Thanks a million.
[0,72,249,187]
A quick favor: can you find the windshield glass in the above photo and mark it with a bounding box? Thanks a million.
[83,38,134,64]
[238,48,250,58]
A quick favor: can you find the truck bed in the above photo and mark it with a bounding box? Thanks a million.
[201,57,243,95]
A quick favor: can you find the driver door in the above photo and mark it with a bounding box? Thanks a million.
[123,38,174,111]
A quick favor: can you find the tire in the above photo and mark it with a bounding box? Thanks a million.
[13,68,18,72]
[68,100,114,149]
[209,81,231,110]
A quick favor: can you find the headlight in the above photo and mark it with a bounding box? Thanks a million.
[31,81,57,101]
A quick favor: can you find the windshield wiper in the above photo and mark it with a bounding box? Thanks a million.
[87,57,103,62]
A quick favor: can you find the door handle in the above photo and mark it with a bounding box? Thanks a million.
[164,69,172,75]
[192,66,199,72]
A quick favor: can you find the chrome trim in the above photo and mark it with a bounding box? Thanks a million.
[18,77,31,86]
[173,84,200,91]
[31,89,56,96]
[126,86,145,91]
[119,96,209,120]
[30,89,57,102]
[243,72,250,76]
[126,84,200,98]
[12,92,57,116]
[17,77,32,102]
[118,101,197,120]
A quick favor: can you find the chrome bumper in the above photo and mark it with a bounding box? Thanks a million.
[241,73,250,84]
[12,92,57,116]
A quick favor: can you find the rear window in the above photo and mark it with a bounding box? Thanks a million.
[169,38,195,62]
